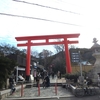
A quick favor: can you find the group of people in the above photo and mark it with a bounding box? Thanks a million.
[33,70,50,88]
[9,69,62,94]
[33,70,62,88]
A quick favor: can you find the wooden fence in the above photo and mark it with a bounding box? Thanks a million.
[71,65,93,74]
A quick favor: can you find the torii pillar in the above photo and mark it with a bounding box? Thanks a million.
[15,33,80,81]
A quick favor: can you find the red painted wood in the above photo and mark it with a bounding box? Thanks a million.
[64,38,72,73]
[26,40,31,76]
[17,40,78,46]
[15,34,80,41]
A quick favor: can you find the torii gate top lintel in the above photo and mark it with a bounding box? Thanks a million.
[15,33,80,41]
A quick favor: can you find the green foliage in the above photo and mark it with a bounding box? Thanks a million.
[65,73,79,80]
[0,43,26,57]
[65,71,88,81]
[0,56,16,89]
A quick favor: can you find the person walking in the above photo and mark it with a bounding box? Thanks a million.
[57,71,60,79]
[59,71,61,79]
[36,72,41,87]
[44,72,50,87]
[33,70,37,83]
[51,71,54,79]
[9,75,16,95]
[97,73,100,86]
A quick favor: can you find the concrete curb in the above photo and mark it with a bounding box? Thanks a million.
[4,95,74,100]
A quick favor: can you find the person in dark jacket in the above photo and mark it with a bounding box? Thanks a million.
[9,76,14,89]
[44,72,50,87]
[36,72,40,87]
[9,75,16,95]
[51,71,54,79]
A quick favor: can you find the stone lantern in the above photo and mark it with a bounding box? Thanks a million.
[91,38,100,83]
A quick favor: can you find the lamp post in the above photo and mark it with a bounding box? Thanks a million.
[79,51,82,77]
[16,66,18,83]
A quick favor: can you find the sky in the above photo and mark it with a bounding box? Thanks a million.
[0,0,100,53]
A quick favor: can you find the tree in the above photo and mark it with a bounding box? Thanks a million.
[51,51,66,74]
[69,45,76,49]
[0,43,27,57]
[38,49,53,69]
[53,39,77,53]
[54,39,64,53]
[0,56,16,89]
[0,43,17,55]
[31,50,39,58]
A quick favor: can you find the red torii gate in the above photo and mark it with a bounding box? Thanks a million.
[15,33,80,80]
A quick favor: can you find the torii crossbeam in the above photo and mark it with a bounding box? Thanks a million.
[15,33,80,80]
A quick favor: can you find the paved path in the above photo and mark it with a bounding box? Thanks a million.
[4,77,74,100]
[5,87,74,99]
[39,76,66,84]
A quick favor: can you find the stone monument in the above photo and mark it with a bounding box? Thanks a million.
[91,38,100,83]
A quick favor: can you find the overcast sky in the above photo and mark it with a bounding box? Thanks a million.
[0,0,100,53]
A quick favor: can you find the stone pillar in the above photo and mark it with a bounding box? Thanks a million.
[6,78,9,89]
[92,53,100,82]
[91,38,100,83]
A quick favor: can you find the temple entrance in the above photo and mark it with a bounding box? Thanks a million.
[15,33,80,80]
